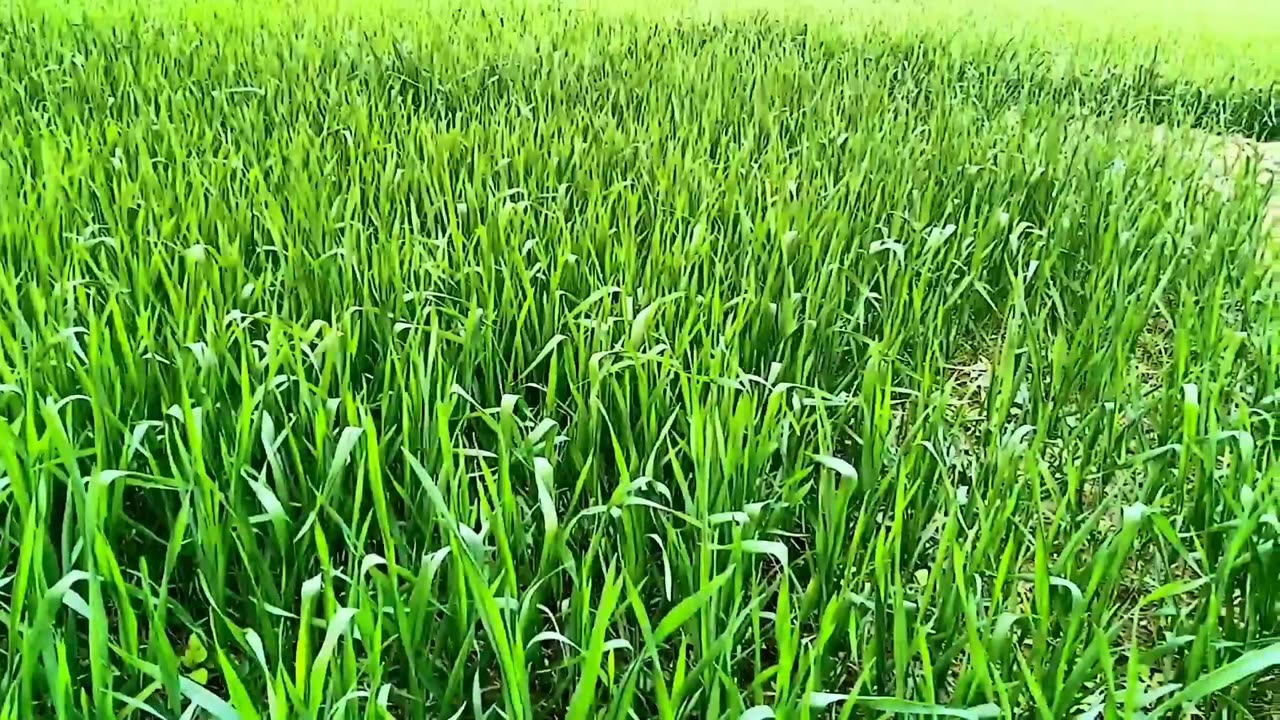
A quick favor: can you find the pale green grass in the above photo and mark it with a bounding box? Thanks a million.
[574,0,1280,89]
[0,0,1276,719]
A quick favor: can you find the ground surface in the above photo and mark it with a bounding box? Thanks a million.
[0,1,1276,719]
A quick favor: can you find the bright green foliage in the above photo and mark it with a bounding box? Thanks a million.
[0,0,1277,718]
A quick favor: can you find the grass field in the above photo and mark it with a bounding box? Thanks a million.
[0,0,1277,718]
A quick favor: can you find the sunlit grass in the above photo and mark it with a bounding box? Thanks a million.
[575,0,1280,88]
[0,0,1276,718]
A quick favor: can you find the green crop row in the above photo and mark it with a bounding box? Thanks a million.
[0,0,1276,718]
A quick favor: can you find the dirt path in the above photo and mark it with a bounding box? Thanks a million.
[1195,133,1280,266]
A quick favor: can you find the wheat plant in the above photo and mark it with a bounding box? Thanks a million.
[0,0,1276,718]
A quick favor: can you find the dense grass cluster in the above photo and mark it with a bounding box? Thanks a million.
[0,0,1277,717]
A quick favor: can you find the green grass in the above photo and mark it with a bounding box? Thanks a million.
[587,0,1280,100]
[0,0,1277,718]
